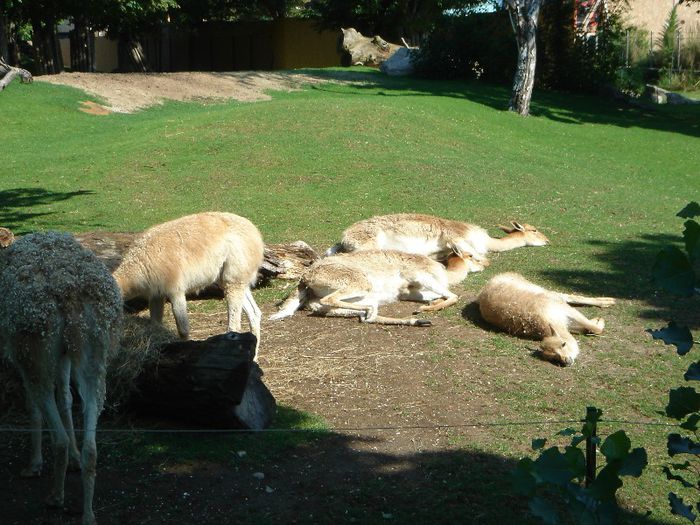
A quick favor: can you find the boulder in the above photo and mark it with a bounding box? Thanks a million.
[380,47,417,76]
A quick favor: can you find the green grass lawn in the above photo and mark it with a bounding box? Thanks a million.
[2,70,700,523]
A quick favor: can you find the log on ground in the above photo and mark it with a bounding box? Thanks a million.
[129,331,275,429]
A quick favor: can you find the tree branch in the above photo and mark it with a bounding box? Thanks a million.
[0,57,33,91]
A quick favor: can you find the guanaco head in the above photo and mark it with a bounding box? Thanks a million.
[539,324,578,366]
[0,227,15,248]
[498,221,549,247]
[446,241,489,267]
[446,251,489,274]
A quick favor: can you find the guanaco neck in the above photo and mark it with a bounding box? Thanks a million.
[445,255,471,285]
[485,232,528,252]
[112,268,134,301]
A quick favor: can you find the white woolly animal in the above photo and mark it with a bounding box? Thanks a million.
[476,272,615,366]
[0,232,122,525]
[325,213,549,261]
[113,212,264,359]
[270,249,488,325]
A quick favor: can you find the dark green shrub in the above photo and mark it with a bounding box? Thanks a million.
[413,11,515,83]
[537,0,626,92]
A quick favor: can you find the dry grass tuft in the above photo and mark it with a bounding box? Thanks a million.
[106,316,178,412]
[0,315,178,420]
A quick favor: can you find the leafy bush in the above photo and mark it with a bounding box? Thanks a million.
[647,202,700,522]
[657,5,680,71]
[538,0,626,92]
[680,25,700,72]
[627,26,652,67]
[415,2,626,93]
[413,11,515,83]
[512,408,647,524]
[651,202,699,297]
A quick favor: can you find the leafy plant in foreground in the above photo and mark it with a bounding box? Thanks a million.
[512,408,647,524]
[648,201,700,522]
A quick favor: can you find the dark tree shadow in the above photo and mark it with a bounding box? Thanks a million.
[0,414,671,525]
[296,70,700,139]
[531,234,700,329]
[0,188,95,232]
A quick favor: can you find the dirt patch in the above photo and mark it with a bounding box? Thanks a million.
[78,100,111,115]
[36,72,331,113]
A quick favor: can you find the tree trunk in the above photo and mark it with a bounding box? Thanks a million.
[0,13,8,61]
[70,18,95,72]
[7,21,20,65]
[129,332,276,429]
[0,57,32,90]
[118,35,150,72]
[30,16,63,75]
[506,0,542,116]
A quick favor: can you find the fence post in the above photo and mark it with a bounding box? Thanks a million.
[585,406,598,488]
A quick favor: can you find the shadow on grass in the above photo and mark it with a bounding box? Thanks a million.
[0,187,95,232]
[0,418,669,525]
[300,70,700,139]
[535,233,700,329]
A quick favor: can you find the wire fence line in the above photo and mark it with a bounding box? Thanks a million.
[624,28,700,71]
[0,418,678,435]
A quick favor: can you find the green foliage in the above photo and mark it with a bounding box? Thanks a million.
[512,408,647,524]
[658,5,680,70]
[306,0,480,42]
[538,0,626,93]
[652,202,700,297]
[650,202,700,523]
[413,10,515,82]
[416,1,627,93]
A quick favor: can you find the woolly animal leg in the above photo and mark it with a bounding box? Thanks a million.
[312,303,431,326]
[412,278,458,313]
[169,293,190,339]
[21,398,43,478]
[243,288,262,333]
[417,293,459,312]
[57,356,81,470]
[242,288,262,360]
[72,322,109,525]
[318,289,374,320]
[38,391,70,508]
[149,297,166,324]
[366,315,432,327]
[566,308,605,335]
[224,287,246,333]
[311,306,369,318]
[78,384,100,525]
[558,293,616,308]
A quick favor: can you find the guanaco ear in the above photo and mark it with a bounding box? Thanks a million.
[447,242,463,257]
[511,221,525,232]
[548,323,560,338]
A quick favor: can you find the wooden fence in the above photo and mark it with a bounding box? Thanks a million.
[110,19,342,73]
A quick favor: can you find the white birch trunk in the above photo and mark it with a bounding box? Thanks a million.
[506,0,542,116]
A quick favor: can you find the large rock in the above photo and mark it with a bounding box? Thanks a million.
[380,47,417,76]
[645,84,699,105]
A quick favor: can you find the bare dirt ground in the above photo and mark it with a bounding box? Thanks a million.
[36,72,331,113]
